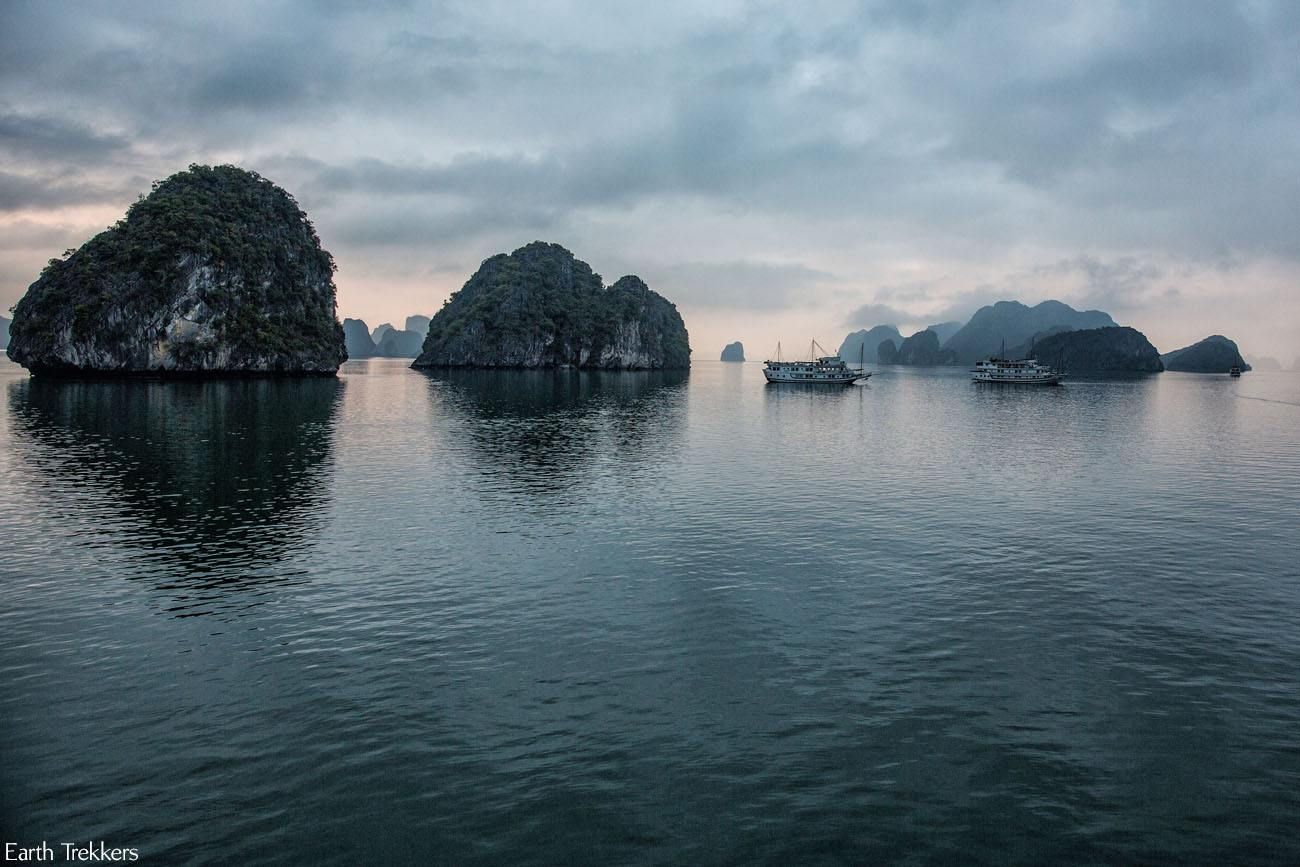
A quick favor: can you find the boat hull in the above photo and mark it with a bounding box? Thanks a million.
[764,369,867,384]
[971,373,1065,385]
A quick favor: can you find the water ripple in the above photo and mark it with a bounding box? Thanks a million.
[2,359,1299,864]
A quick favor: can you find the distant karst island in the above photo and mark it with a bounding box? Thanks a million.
[412,242,690,370]
[7,164,346,376]
[838,325,903,363]
[1161,335,1251,373]
[721,341,745,362]
[878,329,957,366]
[344,314,431,359]
[835,299,1255,375]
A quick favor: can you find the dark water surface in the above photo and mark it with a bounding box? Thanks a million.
[2,357,1299,865]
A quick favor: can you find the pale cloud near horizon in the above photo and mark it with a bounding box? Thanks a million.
[1,0,1298,358]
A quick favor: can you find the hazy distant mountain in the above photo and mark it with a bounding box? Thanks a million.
[1033,327,1163,372]
[0,315,9,351]
[372,323,395,344]
[894,329,958,365]
[1245,355,1281,371]
[926,321,964,345]
[1161,335,1251,373]
[720,341,745,362]
[405,315,431,338]
[375,329,425,358]
[838,325,903,363]
[343,318,376,358]
[943,300,1116,363]
[1005,324,1075,359]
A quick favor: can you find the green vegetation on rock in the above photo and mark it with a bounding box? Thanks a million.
[8,164,345,375]
[413,242,691,369]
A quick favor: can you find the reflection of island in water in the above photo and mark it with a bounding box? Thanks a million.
[8,377,343,604]
[421,369,689,495]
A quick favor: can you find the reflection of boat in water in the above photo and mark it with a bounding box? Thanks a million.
[763,340,870,385]
[971,356,1065,385]
[1229,366,1242,377]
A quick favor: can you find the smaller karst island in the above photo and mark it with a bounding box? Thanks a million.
[412,242,690,370]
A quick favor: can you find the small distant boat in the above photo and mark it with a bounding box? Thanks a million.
[764,340,870,384]
[1229,366,1242,377]
[971,356,1065,385]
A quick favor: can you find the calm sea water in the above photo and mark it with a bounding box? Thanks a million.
[2,355,1299,865]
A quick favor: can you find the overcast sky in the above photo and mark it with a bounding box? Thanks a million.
[2,0,1297,360]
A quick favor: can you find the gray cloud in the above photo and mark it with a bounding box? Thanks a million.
[1033,256,1169,314]
[0,169,143,212]
[845,302,914,328]
[646,261,835,310]
[0,111,129,160]
[0,0,1296,355]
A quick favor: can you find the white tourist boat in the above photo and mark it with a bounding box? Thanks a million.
[971,355,1065,385]
[763,341,871,384]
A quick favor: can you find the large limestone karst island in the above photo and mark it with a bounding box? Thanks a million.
[412,242,690,369]
[7,164,346,376]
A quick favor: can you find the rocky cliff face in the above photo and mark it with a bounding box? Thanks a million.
[413,242,690,370]
[343,318,376,358]
[1161,335,1251,372]
[7,165,346,376]
[1033,326,1163,372]
[720,341,745,362]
